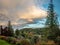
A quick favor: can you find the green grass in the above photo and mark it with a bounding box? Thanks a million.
[0,39,11,45]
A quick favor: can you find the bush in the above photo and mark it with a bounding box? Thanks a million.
[16,39,31,45]
[46,40,55,45]
[55,36,60,45]
[0,36,8,40]
[7,37,13,43]
[11,38,18,44]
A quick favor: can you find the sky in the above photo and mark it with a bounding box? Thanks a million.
[0,0,60,29]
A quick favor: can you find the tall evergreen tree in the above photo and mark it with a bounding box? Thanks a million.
[8,21,14,36]
[46,0,60,40]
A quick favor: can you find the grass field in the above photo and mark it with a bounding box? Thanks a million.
[0,39,11,45]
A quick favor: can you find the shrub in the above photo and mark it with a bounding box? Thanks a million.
[16,39,31,45]
[55,36,60,45]
[0,36,7,40]
[46,40,55,45]
[7,37,14,43]
[11,38,18,44]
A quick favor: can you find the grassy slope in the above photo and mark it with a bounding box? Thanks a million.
[0,39,11,45]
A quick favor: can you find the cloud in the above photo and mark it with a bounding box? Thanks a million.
[17,6,47,22]
[0,0,48,29]
[0,9,9,21]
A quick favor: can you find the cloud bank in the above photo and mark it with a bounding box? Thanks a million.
[0,0,48,29]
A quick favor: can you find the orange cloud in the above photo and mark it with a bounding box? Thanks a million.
[0,23,6,26]
[17,6,47,22]
[0,0,48,27]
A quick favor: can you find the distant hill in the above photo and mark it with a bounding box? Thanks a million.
[19,28,49,35]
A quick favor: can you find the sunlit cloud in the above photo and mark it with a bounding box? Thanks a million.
[17,6,47,21]
[0,0,48,29]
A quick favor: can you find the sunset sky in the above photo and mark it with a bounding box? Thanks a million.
[0,0,60,29]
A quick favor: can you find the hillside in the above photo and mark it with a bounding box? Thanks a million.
[0,39,11,45]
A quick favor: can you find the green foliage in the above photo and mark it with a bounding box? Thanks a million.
[19,39,31,45]
[45,0,60,41]
[15,29,20,36]
[20,28,41,35]
[54,36,60,45]
[7,37,13,43]
[32,36,39,43]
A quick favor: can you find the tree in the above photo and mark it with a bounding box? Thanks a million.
[0,25,4,35]
[15,29,20,36]
[8,21,14,36]
[46,0,60,40]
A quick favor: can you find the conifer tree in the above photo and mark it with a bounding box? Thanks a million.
[8,21,14,36]
[46,0,60,40]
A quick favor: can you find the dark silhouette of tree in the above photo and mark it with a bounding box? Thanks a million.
[7,21,14,36]
[0,25,4,35]
[0,21,14,36]
[46,0,60,40]
[3,27,8,36]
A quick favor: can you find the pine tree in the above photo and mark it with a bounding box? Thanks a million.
[8,21,14,36]
[46,0,60,40]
